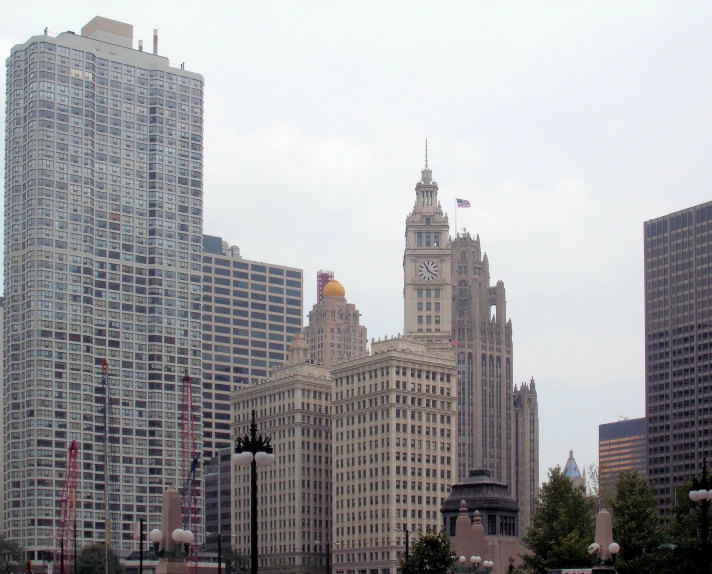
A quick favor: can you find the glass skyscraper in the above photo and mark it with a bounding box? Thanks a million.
[3,17,204,558]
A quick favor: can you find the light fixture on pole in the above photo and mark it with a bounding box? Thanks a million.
[690,456,711,574]
[232,410,276,574]
[455,555,494,573]
[394,526,411,563]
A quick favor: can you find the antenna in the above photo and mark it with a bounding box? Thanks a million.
[425,138,428,169]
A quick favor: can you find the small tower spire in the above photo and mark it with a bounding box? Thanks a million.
[420,139,433,185]
[425,138,428,169]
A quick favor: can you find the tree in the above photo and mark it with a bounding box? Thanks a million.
[609,471,667,574]
[667,479,704,574]
[77,543,124,574]
[521,466,596,574]
[399,529,455,574]
[223,546,248,574]
[0,537,24,574]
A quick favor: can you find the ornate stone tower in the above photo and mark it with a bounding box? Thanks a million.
[403,151,453,343]
[451,231,514,490]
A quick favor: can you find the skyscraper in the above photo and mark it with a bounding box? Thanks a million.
[403,160,453,344]
[304,278,368,368]
[644,202,712,514]
[201,235,303,461]
[451,231,514,487]
[331,336,457,574]
[599,417,646,497]
[3,17,204,557]
[230,333,332,574]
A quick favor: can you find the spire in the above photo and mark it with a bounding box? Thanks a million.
[420,138,433,184]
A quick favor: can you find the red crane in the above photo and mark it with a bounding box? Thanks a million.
[180,368,199,573]
[55,440,78,574]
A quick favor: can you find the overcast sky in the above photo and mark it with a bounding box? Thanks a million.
[4,1,712,485]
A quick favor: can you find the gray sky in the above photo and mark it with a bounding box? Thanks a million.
[4,0,712,485]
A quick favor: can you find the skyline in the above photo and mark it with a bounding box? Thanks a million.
[5,1,712,483]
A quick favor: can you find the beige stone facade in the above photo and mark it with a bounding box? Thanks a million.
[403,164,453,344]
[331,337,457,574]
[230,334,333,574]
[304,281,368,368]
[513,379,539,536]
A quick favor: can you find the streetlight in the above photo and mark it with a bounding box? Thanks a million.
[454,556,494,573]
[314,541,339,574]
[206,533,222,574]
[394,526,411,563]
[690,456,711,574]
[147,528,194,558]
[232,410,276,574]
[587,541,620,568]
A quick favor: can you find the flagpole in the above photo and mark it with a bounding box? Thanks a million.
[454,199,457,240]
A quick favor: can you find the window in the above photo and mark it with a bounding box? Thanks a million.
[418,316,423,325]
[416,232,422,247]
[488,514,496,535]
[425,232,431,247]
[425,217,431,225]
[434,302,440,311]
[434,232,440,246]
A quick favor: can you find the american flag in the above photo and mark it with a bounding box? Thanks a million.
[448,337,459,347]
[456,198,471,208]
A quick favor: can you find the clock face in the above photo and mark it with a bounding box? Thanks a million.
[418,260,439,282]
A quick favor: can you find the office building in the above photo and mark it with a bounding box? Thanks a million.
[3,17,204,558]
[204,447,232,551]
[304,278,368,368]
[513,378,538,534]
[230,333,332,574]
[645,202,712,515]
[599,418,646,498]
[402,160,453,344]
[331,336,457,574]
[201,235,303,461]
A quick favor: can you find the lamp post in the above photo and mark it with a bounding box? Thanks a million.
[587,542,620,568]
[232,410,276,574]
[454,555,494,573]
[206,533,222,574]
[314,541,338,574]
[394,526,411,563]
[689,457,711,574]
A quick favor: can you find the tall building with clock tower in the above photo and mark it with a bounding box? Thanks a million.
[403,157,453,343]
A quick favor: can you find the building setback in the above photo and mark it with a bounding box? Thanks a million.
[230,333,332,574]
[331,337,457,574]
[3,17,204,558]
[304,279,368,369]
[644,202,712,515]
[599,417,647,498]
[201,235,303,462]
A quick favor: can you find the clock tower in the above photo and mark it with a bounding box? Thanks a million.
[403,149,452,343]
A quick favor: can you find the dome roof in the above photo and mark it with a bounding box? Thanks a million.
[322,280,346,298]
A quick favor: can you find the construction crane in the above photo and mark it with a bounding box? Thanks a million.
[180,367,199,574]
[101,358,121,574]
[55,440,78,574]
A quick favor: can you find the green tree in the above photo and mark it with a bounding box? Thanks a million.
[667,479,705,574]
[610,471,667,574]
[0,537,25,574]
[521,466,596,574]
[222,546,248,574]
[76,543,124,574]
[399,529,455,574]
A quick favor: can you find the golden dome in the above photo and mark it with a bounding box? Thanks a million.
[322,280,346,298]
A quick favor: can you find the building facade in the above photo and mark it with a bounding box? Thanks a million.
[563,450,585,489]
[331,336,457,574]
[451,231,514,487]
[201,234,303,461]
[3,17,204,557]
[599,418,646,498]
[644,202,712,515]
[304,279,367,368]
[204,447,232,551]
[403,162,453,344]
[230,333,332,574]
[513,378,538,535]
